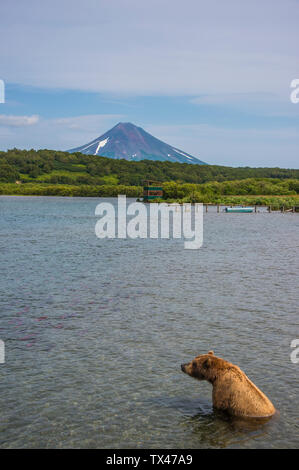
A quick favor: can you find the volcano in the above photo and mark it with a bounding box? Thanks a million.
[68,122,205,164]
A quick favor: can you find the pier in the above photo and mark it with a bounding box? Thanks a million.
[167,203,299,213]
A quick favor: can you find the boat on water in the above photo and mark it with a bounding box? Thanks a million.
[225,207,254,213]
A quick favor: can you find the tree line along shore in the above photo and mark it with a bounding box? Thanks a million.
[0,149,298,209]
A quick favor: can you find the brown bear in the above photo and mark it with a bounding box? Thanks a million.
[181,351,276,418]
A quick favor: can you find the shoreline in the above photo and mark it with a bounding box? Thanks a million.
[0,193,298,212]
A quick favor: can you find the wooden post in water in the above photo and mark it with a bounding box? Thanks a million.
[268,205,271,213]
[254,205,257,213]
[205,204,208,213]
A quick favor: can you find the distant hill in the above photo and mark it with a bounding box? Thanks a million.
[1,148,299,187]
[68,122,206,164]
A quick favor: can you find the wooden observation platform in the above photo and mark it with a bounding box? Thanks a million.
[143,180,163,202]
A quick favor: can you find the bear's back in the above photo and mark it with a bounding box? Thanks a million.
[212,360,276,418]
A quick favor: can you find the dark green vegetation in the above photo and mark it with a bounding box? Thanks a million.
[0,182,140,197]
[1,148,299,185]
[0,148,298,208]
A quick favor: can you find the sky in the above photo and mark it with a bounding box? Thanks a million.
[0,0,298,167]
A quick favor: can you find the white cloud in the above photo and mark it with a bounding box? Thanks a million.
[0,114,125,150]
[191,93,277,106]
[190,92,299,118]
[53,114,124,132]
[1,0,298,96]
[0,114,39,127]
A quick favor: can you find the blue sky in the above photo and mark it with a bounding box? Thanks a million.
[0,0,298,167]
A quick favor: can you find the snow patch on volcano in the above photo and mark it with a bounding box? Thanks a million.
[172,148,193,159]
[95,138,109,155]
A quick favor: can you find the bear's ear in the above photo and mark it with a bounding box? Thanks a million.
[203,357,212,369]
[208,350,214,356]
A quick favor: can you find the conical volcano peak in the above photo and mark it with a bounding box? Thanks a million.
[116,122,136,127]
[113,122,139,131]
[68,122,205,164]
[113,122,142,133]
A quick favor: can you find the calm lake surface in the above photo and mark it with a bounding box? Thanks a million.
[0,196,298,448]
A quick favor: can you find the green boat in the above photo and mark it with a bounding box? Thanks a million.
[225,207,254,213]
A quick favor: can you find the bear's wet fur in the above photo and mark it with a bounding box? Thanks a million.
[181,351,276,418]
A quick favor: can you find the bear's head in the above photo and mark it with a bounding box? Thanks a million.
[181,351,218,383]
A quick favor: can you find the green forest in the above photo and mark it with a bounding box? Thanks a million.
[0,148,299,208]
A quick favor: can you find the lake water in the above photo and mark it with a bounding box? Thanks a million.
[0,196,298,448]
